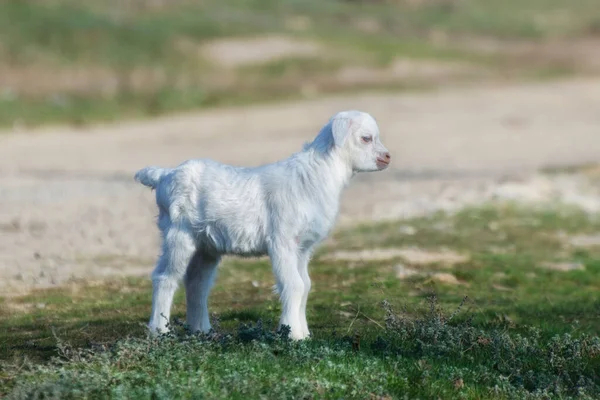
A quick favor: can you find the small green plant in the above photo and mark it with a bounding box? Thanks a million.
[374,295,600,398]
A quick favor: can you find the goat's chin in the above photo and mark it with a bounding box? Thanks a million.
[354,165,385,173]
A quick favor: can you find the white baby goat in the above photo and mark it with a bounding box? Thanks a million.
[135,110,391,340]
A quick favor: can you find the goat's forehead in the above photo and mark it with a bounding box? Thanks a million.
[334,110,379,134]
[352,114,379,136]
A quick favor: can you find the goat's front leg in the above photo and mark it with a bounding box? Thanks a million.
[269,240,306,340]
[297,249,312,338]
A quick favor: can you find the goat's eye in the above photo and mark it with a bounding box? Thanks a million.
[361,136,372,143]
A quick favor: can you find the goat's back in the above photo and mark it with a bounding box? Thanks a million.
[155,159,269,256]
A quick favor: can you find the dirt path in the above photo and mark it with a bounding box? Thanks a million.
[1,78,600,296]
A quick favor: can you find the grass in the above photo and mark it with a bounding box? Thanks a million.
[1,0,599,127]
[1,203,600,398]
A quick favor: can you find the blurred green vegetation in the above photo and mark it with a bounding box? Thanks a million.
[0,0,599,127]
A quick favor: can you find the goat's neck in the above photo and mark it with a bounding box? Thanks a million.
[306,150,353,199]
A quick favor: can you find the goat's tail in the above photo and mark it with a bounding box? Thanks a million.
[134,166,169,189]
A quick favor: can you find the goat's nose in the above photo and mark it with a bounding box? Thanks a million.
[383,152,391,161]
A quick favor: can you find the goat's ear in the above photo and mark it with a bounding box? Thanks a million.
[330,115,354,148]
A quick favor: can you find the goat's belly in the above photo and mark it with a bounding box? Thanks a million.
[198,224,268,257]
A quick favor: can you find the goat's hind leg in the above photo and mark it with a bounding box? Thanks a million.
[148,227,197,335]
[184,252,220,333]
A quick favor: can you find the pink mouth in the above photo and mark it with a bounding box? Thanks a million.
[376,158,390,168]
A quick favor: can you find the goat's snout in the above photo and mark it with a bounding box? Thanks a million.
[376,152,391,169]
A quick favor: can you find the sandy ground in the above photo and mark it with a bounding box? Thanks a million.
[1,78,600,296]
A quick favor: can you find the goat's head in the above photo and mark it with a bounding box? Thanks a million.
[327,110,391,173]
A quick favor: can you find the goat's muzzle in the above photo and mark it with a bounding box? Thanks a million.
[376,152,391,169]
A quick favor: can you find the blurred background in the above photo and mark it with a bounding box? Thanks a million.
[1,0,600,127]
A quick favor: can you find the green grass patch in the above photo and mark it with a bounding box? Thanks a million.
[331,204,600,332]
[1,204,600,398]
